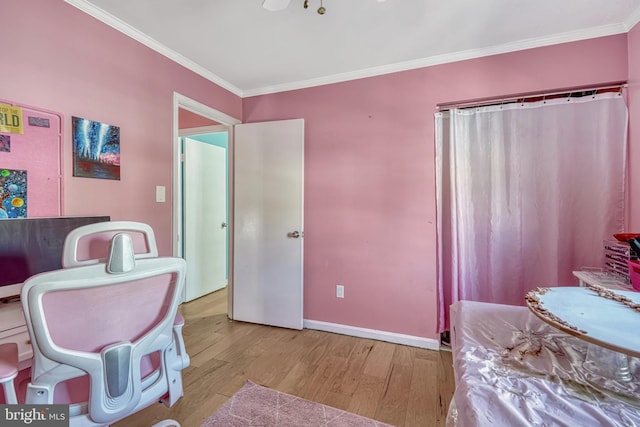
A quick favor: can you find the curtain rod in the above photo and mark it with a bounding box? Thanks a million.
[436,82,628,111]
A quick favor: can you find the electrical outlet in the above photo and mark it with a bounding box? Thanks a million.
[336,284,344,298]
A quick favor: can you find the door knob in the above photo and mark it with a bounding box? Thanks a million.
[221,222,228,229]
[288,230,301,238]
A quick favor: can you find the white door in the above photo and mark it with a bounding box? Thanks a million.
[184,137,227,301]
[233,119,304,329]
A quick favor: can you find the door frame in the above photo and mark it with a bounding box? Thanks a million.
[172,92,240,316]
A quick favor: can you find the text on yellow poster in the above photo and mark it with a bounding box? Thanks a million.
[0,103,24,134]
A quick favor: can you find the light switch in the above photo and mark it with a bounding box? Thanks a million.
[155,186,166,203]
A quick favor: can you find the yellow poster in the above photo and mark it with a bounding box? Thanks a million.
[0,103,24,134]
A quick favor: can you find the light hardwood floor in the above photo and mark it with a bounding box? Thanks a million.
[116,288,456,427]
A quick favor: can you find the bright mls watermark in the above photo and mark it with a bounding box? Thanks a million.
[0,405,68,426]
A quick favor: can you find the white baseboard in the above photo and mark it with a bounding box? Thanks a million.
[303,319,441,351]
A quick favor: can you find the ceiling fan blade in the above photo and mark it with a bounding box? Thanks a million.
[262,0,292,11]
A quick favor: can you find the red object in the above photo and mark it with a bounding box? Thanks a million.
[627,260,640,291]
[613,233,640,242]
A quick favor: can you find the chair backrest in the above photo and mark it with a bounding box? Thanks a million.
[62,221,158,268]
[21,230,186,425]
[60,220,190,389]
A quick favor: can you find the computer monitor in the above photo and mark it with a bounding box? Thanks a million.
[0,216,110,300]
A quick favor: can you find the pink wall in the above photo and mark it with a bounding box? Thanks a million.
[629,23,640,229]
[3,0,241,254]
[179,109,220,128]
[243,35,629,340]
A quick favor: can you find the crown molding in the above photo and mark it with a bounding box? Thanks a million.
[625,4,640,31]
[244,22,628,97]
[64,0,243,97]
[65,0,632,99]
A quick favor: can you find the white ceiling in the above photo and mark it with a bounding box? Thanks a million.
[67,0,640,97]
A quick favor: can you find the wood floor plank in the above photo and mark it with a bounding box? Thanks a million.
[405,355,438,427]
[374,347,415,426]
[300,354,350,403]
[362,341,396,379]
[346,373,387,419]
[437,351,456,425]
[330,339,374,396]
[275,360,320,396]
[114,288,455,427]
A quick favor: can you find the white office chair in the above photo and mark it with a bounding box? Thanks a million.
[0,226,187,426]
[61,221,159,267]
[61,221,190,379]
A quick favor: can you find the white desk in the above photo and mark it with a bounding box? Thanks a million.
[0,300,31,369]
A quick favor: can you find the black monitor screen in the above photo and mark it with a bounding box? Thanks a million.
[0,216,110,287]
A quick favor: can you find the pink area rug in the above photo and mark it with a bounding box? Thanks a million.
[200,380,393,427]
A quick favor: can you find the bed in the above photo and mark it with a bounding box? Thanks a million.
[447,300,640,426]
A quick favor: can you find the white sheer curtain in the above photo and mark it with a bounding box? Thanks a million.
[435,92,628,332]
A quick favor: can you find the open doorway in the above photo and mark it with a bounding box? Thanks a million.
[181,131,227,301]
[172,93,240,315]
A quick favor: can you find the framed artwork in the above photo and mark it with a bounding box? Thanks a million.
[72,116,120,180]
[0,168,27,218]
